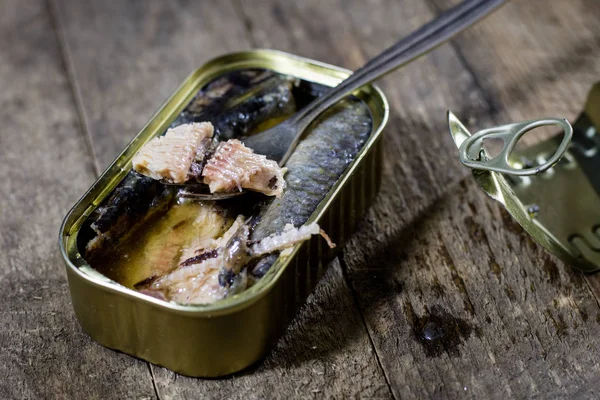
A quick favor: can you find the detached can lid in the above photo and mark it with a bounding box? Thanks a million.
[449,82,600,272]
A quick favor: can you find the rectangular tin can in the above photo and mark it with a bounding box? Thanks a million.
[59,50,389,377]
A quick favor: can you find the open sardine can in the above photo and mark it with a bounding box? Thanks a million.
[449,82,600,272]
[59,50,389,377]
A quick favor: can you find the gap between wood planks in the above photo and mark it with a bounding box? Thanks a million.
[45,0,160,397]
[417,0,557,376]
[422,0,503,123]
[148,362,162,400]
[312,0,600,397]
[46,0,101,177]
[338,254,397,397]
[325,0,494,396]
[231,0,399,397]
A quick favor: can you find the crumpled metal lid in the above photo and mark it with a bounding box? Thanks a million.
[449,82,600,272]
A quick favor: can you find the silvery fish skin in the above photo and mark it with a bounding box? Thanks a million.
[252,99,371,237]
[240,99,372,281]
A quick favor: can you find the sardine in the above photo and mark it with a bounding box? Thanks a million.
[84,70,295,255]
[177,70,297,141]
[202,139,287,197]
[82,173,175,257]
[246,99,371,273]
[218,100,372,286]
[142,216,330,303]
[132,122,214,183]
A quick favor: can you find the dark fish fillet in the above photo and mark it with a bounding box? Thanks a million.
[252,99,371,237]
[184,69,274,115]
[82,173,175,257]
[246,99,372,277]
[177,73,297,141]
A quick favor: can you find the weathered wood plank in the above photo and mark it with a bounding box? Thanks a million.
[430,0,600,124]
[0,1,155,398]
[335,0,600,398]
[53,0,391,397]
[239,1,495,398]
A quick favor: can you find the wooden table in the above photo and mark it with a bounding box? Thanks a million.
[2,0,599,398]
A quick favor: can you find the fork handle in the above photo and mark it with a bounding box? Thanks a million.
[291,0,507,133]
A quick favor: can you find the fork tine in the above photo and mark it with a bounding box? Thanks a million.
[177,190,242,201]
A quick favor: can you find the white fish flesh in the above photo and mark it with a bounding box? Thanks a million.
[202,139,287,197]
[132,122,214,184]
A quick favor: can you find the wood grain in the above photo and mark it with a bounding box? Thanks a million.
[429,0,600,302]
[430,0,600,124]
[3,0,600,398]
[0,0,155,398]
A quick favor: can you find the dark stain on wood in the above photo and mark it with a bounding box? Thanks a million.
[545,309,569,338]
[464,215,487,244]
[404,303,475,358]
[271,4,286,27]
[431,276,445,298]
[414,253,430,271]
[467,200,478,215]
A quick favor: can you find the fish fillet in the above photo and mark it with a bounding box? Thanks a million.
[141,216,332,304]
[202,139,286,197]
[132,122,214,184]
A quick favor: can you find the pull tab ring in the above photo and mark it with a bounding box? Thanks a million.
[458,118,573,176]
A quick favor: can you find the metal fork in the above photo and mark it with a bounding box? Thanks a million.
[182,0,507,200]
